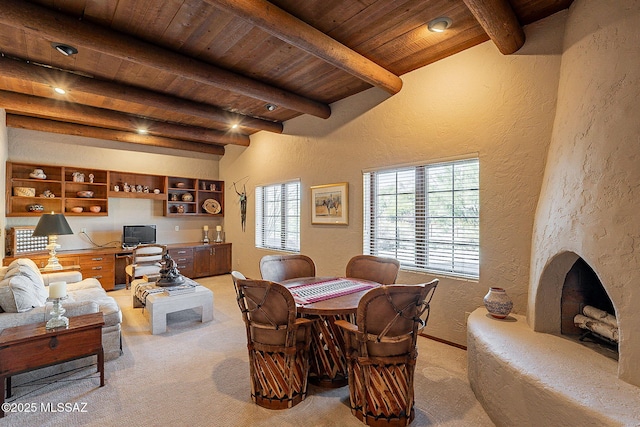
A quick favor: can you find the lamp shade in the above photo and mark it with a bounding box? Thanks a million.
[32,213,73,237]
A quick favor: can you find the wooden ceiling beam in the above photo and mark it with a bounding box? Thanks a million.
[0,57,282,134]
[208,0,403,94]
[1,0,331,119]
[6,114,225,156]
[463,0,525,54]
[0,90,249,147]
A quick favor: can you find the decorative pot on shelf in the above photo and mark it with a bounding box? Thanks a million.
[182,192,193,202]
[483,287,513,319]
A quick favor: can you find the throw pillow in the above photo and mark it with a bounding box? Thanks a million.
[8,258,44,285]
[0,259,49,312]
[0,274,43,312]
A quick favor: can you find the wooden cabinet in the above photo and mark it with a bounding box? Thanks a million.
[165,176,224,217]
[192,243,232,278]
[6,162,108,217]
[167,246,194,278]
[78,254,116,291]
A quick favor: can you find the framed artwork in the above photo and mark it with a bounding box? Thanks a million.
[311,182,348,225]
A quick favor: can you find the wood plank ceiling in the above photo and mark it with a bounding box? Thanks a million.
[0,0,573,155]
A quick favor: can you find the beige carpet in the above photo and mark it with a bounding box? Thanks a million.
[2,275,494,427]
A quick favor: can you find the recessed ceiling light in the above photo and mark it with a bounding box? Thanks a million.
[428,17,452,33]
[53,87,66,95]
[265,104,277,111]
[52,43,78,56]
[231,123,239,129]
[137,129,148,135]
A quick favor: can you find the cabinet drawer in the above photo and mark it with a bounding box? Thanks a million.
[168,248,194,278]
[29,255,79,270]
[168,247,194,258]
[78,254,115,291]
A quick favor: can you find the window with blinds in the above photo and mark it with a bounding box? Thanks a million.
[255,181,301,252]
[363,158,479,279]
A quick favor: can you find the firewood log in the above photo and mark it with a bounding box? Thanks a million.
[583,305,617,328]
[574,314,619,342]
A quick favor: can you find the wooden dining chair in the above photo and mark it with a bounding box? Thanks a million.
[259,254,316,282]
[124,244,167,289]
[336,279,438,427]
[234,278,314,409]
[345,255,401,285]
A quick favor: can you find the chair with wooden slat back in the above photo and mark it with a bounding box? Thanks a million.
[345,255,401,285]
[234,278,314,409]
[336,279,439,427]
[124,244,167,288]
[259,254,316,282]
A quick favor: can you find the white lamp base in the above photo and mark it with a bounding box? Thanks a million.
[43,241,63,271]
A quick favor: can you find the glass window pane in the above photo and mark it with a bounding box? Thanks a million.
[364,158,479,278]
[256,181,301,251]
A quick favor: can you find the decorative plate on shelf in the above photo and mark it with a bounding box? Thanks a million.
[202,199,221,214]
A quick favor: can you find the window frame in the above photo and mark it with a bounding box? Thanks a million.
[363,157,480,279]
[255,180,301,252]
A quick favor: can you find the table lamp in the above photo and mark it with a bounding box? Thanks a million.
[32,212,74,271]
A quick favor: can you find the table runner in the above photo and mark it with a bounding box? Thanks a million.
[288,278,375,304]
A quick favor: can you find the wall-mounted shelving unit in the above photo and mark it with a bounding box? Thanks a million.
[6,162,225,218]
[6,162,109,216]
[165,177,224,217]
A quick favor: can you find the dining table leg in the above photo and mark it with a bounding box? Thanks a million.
[306,313,354,388]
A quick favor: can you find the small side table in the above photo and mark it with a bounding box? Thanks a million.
[0,312,105,418]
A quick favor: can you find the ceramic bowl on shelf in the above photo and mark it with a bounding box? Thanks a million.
[70,206,83,213]
[14,187,36,197]
[175,182,186,188]
[27,204,44,213]
[89,205,101,213]
[76,190,94,198]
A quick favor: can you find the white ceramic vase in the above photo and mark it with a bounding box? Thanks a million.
[483,287,513,319]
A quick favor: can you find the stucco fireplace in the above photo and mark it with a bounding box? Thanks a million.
[467,1,640,425]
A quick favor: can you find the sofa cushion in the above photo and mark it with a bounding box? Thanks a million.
[67,286,122,327]
[0,260,48,313]
[65,278,122,327]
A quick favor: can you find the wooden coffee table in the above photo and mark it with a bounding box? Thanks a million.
[0,312,105,418]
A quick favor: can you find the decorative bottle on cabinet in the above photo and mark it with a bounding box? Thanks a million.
[483,287,513,319]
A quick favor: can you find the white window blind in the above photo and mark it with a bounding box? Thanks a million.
[363,158,479,278]
[255,181,301,252]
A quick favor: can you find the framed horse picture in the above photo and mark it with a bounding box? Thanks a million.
[311,182,348,225]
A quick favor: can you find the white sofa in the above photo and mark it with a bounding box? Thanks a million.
[0,258,122,364]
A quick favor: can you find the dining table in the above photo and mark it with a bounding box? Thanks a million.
[281,276,379,388]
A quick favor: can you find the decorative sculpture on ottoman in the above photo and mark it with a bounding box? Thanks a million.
[157,253,185,287]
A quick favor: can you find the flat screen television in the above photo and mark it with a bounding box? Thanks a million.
[123,225,157,245]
